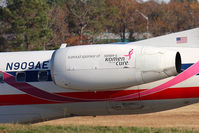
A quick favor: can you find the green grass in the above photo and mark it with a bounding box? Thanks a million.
[0,124,198,133]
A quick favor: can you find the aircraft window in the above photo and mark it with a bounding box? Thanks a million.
[38,71,48,81]
[16,72,26,82]
[0,72,3,83]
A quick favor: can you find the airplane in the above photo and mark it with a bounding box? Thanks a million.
[1,28,199,123]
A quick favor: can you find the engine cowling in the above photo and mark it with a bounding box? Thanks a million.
[50,45,181,91]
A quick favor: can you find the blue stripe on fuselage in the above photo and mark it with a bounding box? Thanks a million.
[181,63,193,72]
[5,63,196,82]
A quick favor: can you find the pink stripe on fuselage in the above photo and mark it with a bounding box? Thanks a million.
[2,61,199,102]
[3,72,99,102]
[111,61,199,101]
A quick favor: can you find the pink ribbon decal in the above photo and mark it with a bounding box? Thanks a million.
[124,49,134,60]
[111,61,199,101]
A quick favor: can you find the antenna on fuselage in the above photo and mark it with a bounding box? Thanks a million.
[60,43,67,49]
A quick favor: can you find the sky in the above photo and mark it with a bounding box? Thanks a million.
[0,0,6,7]
[142,0,170,3]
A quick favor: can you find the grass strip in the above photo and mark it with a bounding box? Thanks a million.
[0,124,198,133]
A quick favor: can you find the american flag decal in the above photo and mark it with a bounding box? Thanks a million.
[176,37,187,43]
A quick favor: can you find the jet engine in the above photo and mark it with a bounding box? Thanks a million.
[50,45,181,91]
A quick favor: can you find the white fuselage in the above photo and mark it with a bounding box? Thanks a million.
[0,45,199,123]
[2,28,199,123]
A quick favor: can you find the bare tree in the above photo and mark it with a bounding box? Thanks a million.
[49,4,69,47]
[105,0,138,42]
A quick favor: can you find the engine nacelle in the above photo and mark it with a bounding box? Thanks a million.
[50,45,181,91]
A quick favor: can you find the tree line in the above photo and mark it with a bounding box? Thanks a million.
[0,0,199,51]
